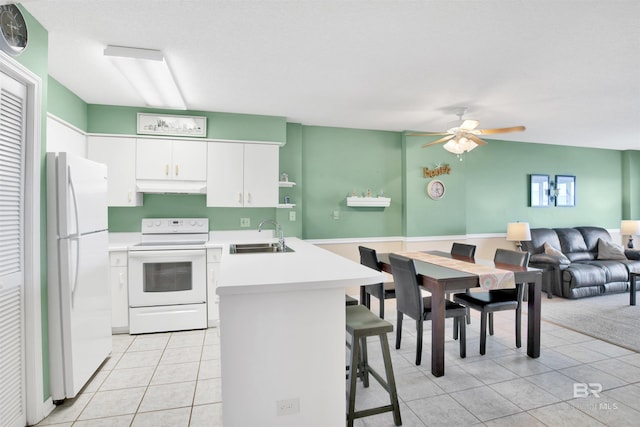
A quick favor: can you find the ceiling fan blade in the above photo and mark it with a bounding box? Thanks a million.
[477,126,526,135]
[460,119,480,131]
[407,131,450,136]
[422,135,455,147]
[466,134,488,146]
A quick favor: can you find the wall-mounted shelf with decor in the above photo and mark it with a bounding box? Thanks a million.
[279,181,296,188]
[346,196,391,207]
[277,203,296,209]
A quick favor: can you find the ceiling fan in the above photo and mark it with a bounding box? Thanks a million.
[407,108,525,155]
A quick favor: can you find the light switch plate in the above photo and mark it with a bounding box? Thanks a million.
[289,211,296,221]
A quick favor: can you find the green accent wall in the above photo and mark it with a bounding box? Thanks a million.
[276,123,303,238]
[108,195,275,231]
[301,126,403,239]
[464,140,623,231]
[47,76,88,130]
[622,150,640,220]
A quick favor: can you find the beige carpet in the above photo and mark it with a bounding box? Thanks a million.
[539,291,640,352]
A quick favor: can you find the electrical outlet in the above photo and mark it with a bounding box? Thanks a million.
[289,211,296,221]
[240,218,250,227]
[276,398,300,416]
[333,210,340,220]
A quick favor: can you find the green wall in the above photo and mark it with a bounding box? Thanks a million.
[301,126,403,239]
[48,76,88,131]
[622,150,640,219]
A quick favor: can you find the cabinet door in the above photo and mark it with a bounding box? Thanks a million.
[88,136,142,206]
[206,142,244,207]
[172,140,207,181]
[207,249,221,327]
[136,139,173,180]
[109,252,129,332]
[244,144,279,207]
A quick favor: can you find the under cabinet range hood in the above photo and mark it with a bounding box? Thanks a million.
[135,180,206,194]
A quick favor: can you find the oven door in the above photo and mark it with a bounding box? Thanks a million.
[128,249,207,307]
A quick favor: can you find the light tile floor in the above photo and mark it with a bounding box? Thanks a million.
[36,299,640,427]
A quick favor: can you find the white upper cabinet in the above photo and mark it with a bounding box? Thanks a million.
[136,138,207,181]
[88,136,142,206]
[207,142,279,207]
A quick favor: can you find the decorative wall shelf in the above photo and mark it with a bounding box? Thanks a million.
[279,181,296,188]
[277,203,296,209]
[346,196,391,207]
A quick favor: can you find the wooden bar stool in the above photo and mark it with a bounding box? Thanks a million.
[345,305,401,427]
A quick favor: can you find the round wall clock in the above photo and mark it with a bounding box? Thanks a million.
[0,4,28,56]
[427,179,446,200]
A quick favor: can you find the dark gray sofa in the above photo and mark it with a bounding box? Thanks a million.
[521,226,640,299]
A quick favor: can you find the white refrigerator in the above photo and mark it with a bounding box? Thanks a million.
[46,152,112,402]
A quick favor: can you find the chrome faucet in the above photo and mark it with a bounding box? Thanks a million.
[258,219,285,251]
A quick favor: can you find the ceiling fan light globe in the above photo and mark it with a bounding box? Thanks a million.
[443,139,466,154]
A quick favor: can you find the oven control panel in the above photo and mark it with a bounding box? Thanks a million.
[141,218,209,234]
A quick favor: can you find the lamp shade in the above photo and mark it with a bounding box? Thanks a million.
[506,222,531,242]
[621,220,640,236]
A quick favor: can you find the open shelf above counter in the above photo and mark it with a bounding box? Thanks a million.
[346,196,391,207]
[279,181,296,188]
[277,203,296,209]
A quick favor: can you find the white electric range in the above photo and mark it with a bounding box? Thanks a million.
[128,218,209,334]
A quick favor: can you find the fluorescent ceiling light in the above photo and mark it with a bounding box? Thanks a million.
[104,45,186,110]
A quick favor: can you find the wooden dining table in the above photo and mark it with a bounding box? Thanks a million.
[377,250,542,377]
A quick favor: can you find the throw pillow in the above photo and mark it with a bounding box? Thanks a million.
[544,242,570,263]
[597,238,627,260]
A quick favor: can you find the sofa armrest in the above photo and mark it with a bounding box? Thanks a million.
[530,253,571,267]
[625,249,640,261]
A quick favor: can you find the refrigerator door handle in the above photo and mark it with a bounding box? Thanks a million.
[68,166,81,237]
[70,236,80,309]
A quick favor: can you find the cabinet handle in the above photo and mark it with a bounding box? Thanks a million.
[247,192,252,204]
[175,164,179,176]
[165,164,169,176]
[238,193,243,204]
[128,191,132,203]
[119,272,125,286]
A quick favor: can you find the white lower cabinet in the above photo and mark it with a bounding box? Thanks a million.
[109,251,129,333]
[207,247,222,327]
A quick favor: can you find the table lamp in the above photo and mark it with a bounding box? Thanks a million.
[506,222,531,251]
[621,220,640,249]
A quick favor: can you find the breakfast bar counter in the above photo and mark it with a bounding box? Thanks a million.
[216,238,384,427]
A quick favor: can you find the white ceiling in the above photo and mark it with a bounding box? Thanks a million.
[21,0,640,150]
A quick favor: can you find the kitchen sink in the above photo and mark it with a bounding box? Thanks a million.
[229,242,295,254]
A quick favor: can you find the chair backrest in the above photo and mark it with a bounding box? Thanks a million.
[359,246,381,272]
[494,248,530,267]
[451,243,476,258]
[388,254,423,320]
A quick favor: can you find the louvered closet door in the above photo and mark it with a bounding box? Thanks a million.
[0,72,27,427]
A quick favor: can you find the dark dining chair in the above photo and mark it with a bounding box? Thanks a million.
[389,253,466,365]
[451,242,477,258]
[448,243,477,324]
[453,248,530,355]
[359,246,395,319]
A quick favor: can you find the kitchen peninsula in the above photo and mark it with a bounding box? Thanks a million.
[215,237,384,427]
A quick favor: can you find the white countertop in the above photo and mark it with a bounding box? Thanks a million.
[215,237,384,296]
